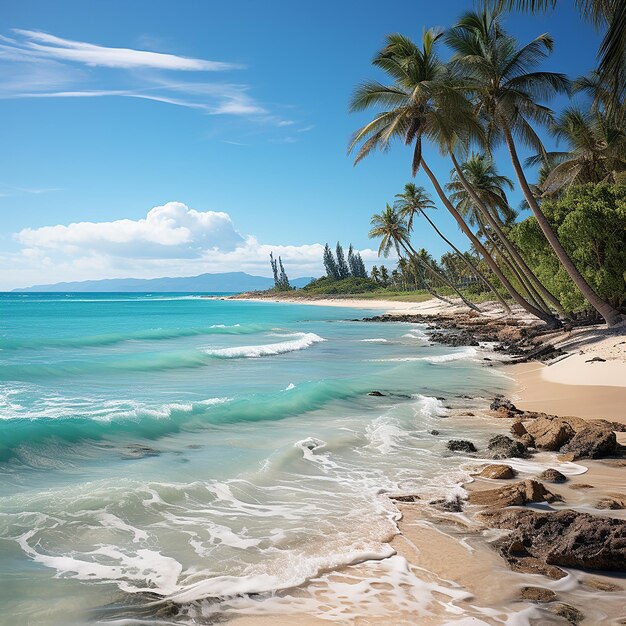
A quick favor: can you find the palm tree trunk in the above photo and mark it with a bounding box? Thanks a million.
[399,241,480,311]
[502,124,624,327]
[420,158,561,327]
[449,153,568,318]
[476,213,551,313]
[419,208,512,313]
[400,246,455,305]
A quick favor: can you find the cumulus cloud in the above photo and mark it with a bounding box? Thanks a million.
[3,202,382,290]
[17,202,245,258]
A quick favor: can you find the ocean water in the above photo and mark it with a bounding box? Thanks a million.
[0,293,511,625]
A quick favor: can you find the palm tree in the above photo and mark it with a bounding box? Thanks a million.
[368,205,478,309]
[394,182,510,311]
[447,8,624,326]
[499,0,626,101]
[527,107,626,194]
[349,29,560,325]
[445,154,566,316]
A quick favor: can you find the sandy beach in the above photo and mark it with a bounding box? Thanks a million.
[227,294,626,625]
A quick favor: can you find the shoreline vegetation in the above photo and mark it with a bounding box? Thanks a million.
[225,292,626,625]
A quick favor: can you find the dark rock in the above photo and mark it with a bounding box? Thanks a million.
[510,421,528,437]
[551,603,584,624]
[121,445,160,459]
[368,391,386,397]
[478,464,516,479]
[585,356,606,363]
[596,496,626,510]
[429,494,465,512]
[479,508,626,573]
[524,416,575,451]
[469,479,561,508]
[538,468,567,483]
[391,494,421,503]
[561,426,617,459]
[429,330,479,347]
[487,434,528,459]
[430,429,440,436]
[490,396,522,417]
[519,434,536,448]
[446,439,477,453]
[570,483,594,490]
[519,586,557,602]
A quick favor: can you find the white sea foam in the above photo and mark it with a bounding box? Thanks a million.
[359,338,388,343]
[203,332,325,358]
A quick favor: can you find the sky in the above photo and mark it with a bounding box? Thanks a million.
[0,0,601,289]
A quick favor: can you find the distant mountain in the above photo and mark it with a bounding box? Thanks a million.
[13,272,315,293]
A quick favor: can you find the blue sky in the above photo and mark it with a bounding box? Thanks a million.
[0,0,601,289]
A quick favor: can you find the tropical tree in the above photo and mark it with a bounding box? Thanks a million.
[371,265,380,283]
[447,8,624,325]
[323,243,340,280]
[369,204,479,309]
[499,0,626,102]
[445,154,566,315]
[335,242,351,279]
[394,182,510,310]
[527,107,626,194]
[349,29,559,325]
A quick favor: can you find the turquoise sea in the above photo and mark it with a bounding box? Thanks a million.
[0,293,510,625]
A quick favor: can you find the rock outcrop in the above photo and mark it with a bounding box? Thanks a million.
[478,464,516,479]
[446,439,477,453]
[469,479,561,508]
[486,434,528,459]
[479,508,626,575]
[524,417,575,451]
[561,425,617,459]
[538,468,567,483]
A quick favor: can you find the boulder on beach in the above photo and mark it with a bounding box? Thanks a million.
[538,468,567,483]
[519,586,557,603]
[486,434,528,459]
[478,464,516,479]
[469,479,561,508]
[490,396,522,418]
[479,508,626,574]
[524,416,575,451]
[446,439,477,453]
[561,425,617,459]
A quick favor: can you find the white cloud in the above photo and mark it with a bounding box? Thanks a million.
[3,202,382,290]
[16,202,245,258]
[11,29,239,71]
[0,30,295,125]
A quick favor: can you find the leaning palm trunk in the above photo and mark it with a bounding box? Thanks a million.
[421,158,560,327]
[403,247,455,305]
[418,208,511,313]
[502,125,624,327]
[449,154,568,318]
[399,240,481,312]
[476,214,552,314]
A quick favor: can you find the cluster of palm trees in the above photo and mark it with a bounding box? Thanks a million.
[351,6,624,327]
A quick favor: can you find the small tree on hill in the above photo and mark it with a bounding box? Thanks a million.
[335,242,350,279]
[323,243,340,280]
[277,256,291,290]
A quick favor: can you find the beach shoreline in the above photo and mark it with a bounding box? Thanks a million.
[225,294,626,625]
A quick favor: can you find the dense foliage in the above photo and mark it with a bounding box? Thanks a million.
[511,183,626,312]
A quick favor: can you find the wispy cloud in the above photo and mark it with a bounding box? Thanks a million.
[0,183,61,198]
[9,29,240,71]
[0,29,296,126]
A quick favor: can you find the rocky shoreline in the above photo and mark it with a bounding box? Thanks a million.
[365,311,626,624]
